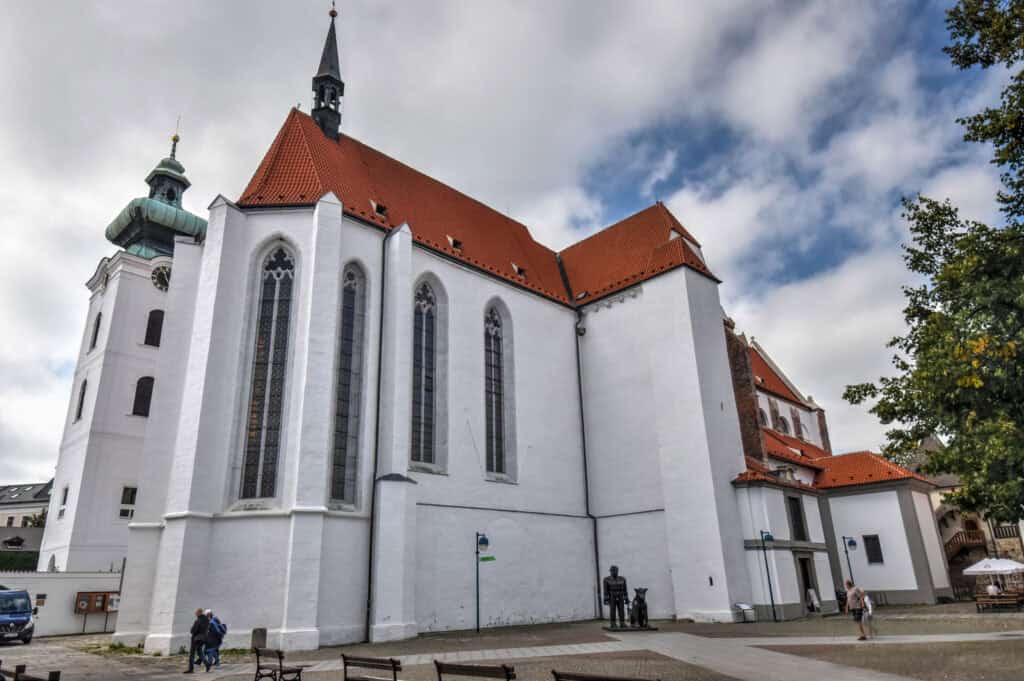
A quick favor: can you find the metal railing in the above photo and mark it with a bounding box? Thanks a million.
[993,524,1021,539]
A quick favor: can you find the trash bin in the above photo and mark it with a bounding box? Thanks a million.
[734,603,757,623]
[251,627,267,649]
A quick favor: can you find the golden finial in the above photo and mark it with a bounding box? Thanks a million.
[170,115,181,159]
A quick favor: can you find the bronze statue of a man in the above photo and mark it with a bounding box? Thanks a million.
[603,565,628,628]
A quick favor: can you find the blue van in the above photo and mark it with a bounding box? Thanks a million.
[0,590,35,644]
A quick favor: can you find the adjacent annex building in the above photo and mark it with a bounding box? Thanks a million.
[38,12,951,652]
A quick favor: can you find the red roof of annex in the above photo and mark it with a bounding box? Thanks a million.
[239,110,714,306]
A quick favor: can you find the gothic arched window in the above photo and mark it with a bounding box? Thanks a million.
[132,377,154,417]
[331,265,366,502]
[758,408,768,427]
[240,247,295,499]
[89,312,102,351]
[411,283,437,464]
[484,307,506,474]
[144,310,164,347]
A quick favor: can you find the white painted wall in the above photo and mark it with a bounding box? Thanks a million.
[0,572,121,637]
[829,491,917,590]
[913,491,950,590]
[40,252,169,573]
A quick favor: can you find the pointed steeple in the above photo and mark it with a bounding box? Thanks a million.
[312,4,345,140]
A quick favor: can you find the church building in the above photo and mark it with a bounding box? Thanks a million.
[38,11,950,652]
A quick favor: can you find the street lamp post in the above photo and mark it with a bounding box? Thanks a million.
[759,530,777,622]
[475,532,489,633]
[841,535,857,584]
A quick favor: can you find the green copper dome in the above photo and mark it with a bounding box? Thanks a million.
[145,156,190,189]
[104,135,205,258]
[105,197,207,245]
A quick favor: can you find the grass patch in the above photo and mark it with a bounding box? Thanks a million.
[81,640,146,657]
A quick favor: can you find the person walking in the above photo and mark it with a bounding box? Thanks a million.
[204,610,226,669]
[844,580,867,641]
[863,591,875,639]
[184,607,209,674]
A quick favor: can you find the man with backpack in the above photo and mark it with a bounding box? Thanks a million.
[205,609,227,669]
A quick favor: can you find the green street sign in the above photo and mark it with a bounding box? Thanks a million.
[479,555,496,562]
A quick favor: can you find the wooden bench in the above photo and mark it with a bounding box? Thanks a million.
[253,647,305,681]
[342,654,402,681]
[434,661,516,681]
[0,661,61,681]
[552,671,658,681]
[976,593,1022,612]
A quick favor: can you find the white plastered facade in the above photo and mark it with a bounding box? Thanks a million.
[37,186,819,652]
[40,179,963,647]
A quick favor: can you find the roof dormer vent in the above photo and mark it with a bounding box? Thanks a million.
[371,200,388,217]
[512,262,526,277]
[575,291,588,300]
[447,235,462,251]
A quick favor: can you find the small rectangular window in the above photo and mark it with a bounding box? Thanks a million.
[119,486,137,519]
[20,517,28,528]
[5,517,12,527]
[787,496,808,542]
[61,486,69,505]
[864,534,884,564]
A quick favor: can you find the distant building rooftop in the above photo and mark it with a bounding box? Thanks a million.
[0,481,52,507]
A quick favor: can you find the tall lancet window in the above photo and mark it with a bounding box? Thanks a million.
[411,283,437,464]
[484,308,506,474]
[331,265,366,502]
[241,247,295,499]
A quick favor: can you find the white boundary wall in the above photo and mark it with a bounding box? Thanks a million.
[0,572,121,637]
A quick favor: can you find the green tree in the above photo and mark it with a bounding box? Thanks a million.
[845,0,1024,522]
[26,508,46,528]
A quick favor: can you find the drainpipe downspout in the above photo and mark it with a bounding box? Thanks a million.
[555,254,602,620]
[365,228,396,642]
[574,308,602,619]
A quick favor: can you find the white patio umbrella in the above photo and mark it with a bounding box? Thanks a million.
[963,558,1024,575]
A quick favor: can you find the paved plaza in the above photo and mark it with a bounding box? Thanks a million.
[5,612,1024,681]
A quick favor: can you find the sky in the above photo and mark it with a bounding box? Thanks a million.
[0,1,1007,484]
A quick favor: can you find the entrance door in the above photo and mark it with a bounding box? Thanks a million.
[796,554,819,613]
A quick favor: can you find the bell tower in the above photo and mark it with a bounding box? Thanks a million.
[312,4,345,140]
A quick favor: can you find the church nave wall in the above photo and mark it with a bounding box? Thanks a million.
[414,504,595,632]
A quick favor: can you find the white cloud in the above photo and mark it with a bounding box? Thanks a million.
[640,150,678,198]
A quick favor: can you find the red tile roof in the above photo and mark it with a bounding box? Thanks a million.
[749,345,806,405]
[238,110,715,307]
[814,451,933,489]
[558,203,716,303]
[240,110,571,304]
[762,429,826,470]
[763,427,830,461]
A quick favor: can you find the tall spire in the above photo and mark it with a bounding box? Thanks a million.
[312,3,344,140]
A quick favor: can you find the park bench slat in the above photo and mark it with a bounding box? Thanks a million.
[435,660,516,681]
[552,671,658,681]
[343,654,403,681]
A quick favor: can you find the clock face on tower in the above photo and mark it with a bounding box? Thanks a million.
[151,265,171,292]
